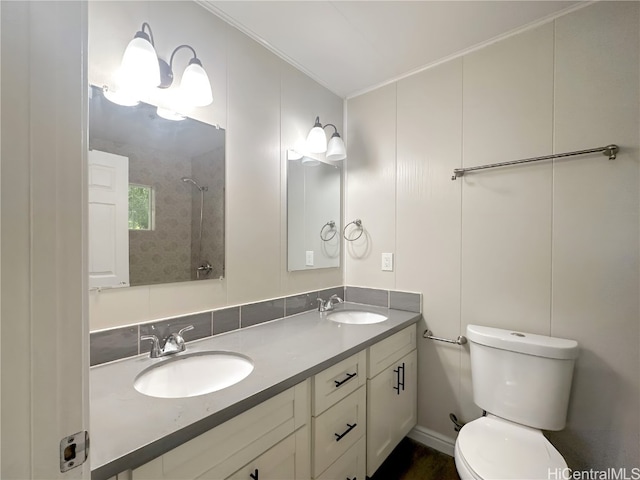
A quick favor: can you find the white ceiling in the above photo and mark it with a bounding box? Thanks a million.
[200,1,583,98]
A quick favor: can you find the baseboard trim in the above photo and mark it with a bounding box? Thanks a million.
[408,425,456,457]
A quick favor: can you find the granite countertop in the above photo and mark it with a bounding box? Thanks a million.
[90,303,421,480]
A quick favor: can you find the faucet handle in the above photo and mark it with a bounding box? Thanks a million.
[178,325,194,337]
[141,334,161,358]
[329,294,343,303]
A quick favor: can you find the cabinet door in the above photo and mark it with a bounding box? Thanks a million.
[227,426,309,480]
[366,349,417,477]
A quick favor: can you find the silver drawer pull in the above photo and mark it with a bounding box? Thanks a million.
[334,372,357,388]
[334,423,357,442]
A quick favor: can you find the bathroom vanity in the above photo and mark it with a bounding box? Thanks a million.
[91,304,419,480]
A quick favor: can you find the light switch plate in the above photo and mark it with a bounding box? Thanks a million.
[306,250,314,266]
[382,253,394,271]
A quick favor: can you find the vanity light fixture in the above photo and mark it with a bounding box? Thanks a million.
[107,23,213,111]
[305,117,346,161]
[119,22,161,93]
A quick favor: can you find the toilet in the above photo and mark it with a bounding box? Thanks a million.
[455,324,579,480]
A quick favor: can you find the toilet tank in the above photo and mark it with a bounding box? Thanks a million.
[467,325,578,431]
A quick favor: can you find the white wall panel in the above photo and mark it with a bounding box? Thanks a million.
[458,22,555,424]
[396,59,463,437]
[2,2,90,477]
[550,1,640,469]
[148,279,228,320]
[89,288,150,331]
[460,23,554,335]
[345,3,639,464]
[225,25,282,305]
[345,84,397,289]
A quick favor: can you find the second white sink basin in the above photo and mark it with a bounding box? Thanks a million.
[327,310,388,325]
[134,352,254,399]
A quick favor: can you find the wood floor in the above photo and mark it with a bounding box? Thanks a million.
[369,438,461,480]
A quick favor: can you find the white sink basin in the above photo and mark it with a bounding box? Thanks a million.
[327,310,388,325]
[134,352,254,399]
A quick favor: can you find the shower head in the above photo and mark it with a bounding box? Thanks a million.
[181,177,208,192]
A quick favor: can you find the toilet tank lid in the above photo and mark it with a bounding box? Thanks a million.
[467,325,579,360]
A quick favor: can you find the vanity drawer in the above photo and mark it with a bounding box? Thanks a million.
[313,350,366,415]
[316,435,365,480]
[368,324,416,378]
[312,385,366,477]
[226,426,309,480]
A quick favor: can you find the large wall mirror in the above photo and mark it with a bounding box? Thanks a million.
[287,153,341,271]
[88,85,225,288]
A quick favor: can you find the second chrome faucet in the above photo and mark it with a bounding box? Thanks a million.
[317,294,344,312]
[141,325,194,358]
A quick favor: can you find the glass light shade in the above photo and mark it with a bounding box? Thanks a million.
[287,149,303,161]
[156,107,186,121]
[326,134,346,161]
[120,36,161,91]
[103,85,140,107]
[301,156,321,167]
[180,61,213,107]
[306,126,327,154]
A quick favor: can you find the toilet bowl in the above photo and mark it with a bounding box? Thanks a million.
[454,415,567,480]
[454,325,578,480]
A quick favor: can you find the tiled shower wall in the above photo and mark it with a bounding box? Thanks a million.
[190,146,225,280]
[90,286,421,366]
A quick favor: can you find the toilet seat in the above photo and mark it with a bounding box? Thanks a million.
[455,415,567,480]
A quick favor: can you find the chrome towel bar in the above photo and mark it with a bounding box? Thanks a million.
[423,329,467,346]
[451,144,619,180]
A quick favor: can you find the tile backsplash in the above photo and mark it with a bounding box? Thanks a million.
[90,286,422,366]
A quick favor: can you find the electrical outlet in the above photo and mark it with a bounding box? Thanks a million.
[382,253,394,271]
[306,250,314,267]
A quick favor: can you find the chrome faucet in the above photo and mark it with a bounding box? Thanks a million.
[141,325,194,358]
[317,294,344,312]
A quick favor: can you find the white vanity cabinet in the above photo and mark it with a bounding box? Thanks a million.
[106,323,419,480]
[366,325,418,477]
[131,380,310,480]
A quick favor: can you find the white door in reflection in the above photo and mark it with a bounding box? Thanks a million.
[88,149,130,289]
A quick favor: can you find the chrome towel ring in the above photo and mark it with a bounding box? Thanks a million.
[320,221,337,241]
[343,219,363,241]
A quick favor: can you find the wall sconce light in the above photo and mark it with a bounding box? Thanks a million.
[305,117,346,161]
[118,23,161,94]
[159,45,213,107]
[106,22,213,114]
